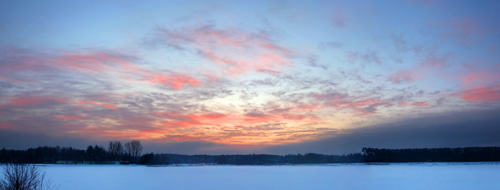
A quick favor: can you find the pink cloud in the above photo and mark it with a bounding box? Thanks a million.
[154,111,316,129]
[1,48,202,90]
[147,73,200,90]
[57,52,202,90]
[156,24,294,76]
[460,86,500,103]
[0,48,52,82]
[153,112,203,128]
[447,65,500,103]
[0,123,11,129]
[50,52,153,74]
[52,52,119,72]
[399,101,429,107]
[0,50,136,74]
[192,27,246,47]
[0,96,69,107]
[70,128,140,139]
[411,101,429,106]
[200,49,290,76]
[163,135,203,142]
[461,69,500,89]
[77,101,119,110]
[260,43,293,57]
[389,71,419,84]
[0,49,49,72]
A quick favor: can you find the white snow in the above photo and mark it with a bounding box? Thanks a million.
[30,163,500,190]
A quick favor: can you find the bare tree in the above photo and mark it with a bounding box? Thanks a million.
[1,163,58,190]
[108,141,123,161]
[124,140,143,163]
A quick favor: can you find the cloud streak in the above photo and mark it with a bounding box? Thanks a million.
[154,24,294,75]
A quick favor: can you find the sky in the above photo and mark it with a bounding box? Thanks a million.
[1,0,500,155]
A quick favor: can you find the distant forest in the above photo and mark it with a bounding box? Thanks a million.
[1,142,500,165]
[362,147,500,162]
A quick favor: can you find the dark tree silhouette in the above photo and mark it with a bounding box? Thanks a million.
[108,141,123,161]
[362,147,500,162]
[124,140,143,163]
[1,163,57,190]
[139,153,170,165]
[85,145,106,163]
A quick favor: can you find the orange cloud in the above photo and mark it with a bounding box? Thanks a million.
[154,112,316,129]
[147,74,200,90]
[163,135,203,142]
[63,110,323,146]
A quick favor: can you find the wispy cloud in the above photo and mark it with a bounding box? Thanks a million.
[331,9,347,27]
[348,51,383,65]
[154,24,295,75]
[431,16,487,44]
[388,71,419,84]
[450,86,500,103]
[0,48,203,90]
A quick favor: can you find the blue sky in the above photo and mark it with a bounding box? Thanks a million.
[1,0,500,154]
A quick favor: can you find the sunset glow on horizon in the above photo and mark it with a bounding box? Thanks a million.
[1,0,500,154]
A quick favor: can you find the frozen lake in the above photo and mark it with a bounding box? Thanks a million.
[34,163,500,189]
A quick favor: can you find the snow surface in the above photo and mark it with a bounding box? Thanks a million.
[29,163,500,189]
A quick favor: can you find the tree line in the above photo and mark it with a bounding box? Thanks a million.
[139,153,363,165]
[362,147,500,162]
[0,140,143,164]
[2,144,500,165]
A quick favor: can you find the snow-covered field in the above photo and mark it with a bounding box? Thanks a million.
[37,163,500,190]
